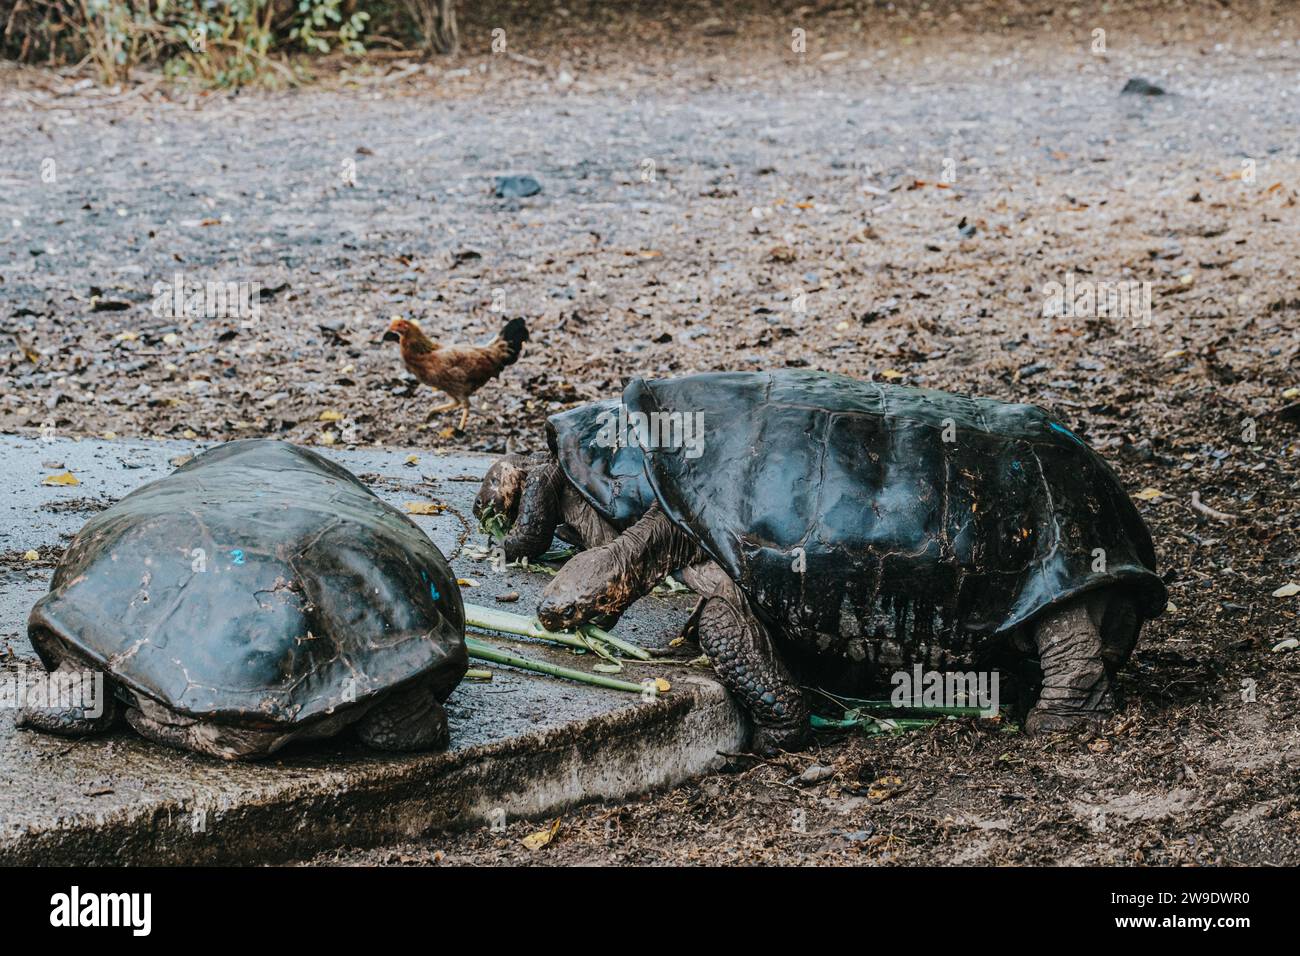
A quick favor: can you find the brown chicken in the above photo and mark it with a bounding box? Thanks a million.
[385,316,529,430]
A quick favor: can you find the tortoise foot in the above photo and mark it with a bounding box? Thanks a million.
[1024,706,1107,736]
[750,721,811,757]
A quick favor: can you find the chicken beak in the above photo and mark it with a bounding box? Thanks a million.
[382,318,401,343]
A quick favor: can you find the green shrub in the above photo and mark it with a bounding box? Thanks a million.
[1,0,394,87]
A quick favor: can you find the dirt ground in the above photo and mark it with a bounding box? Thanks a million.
[2,0,1298,865]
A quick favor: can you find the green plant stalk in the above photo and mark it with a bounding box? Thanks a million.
[813,691,997,718]
[811,714,940,733]
[463,603,652,661]
[465,637,652,695]
[578,622,652,661]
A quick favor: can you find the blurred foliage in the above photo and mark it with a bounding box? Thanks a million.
[0,0,447,86]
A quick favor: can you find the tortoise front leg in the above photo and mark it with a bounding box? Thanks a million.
[691,584,810,755]
[501,460,566,561]
[15,661,120,737]
[1025,597,1116,734]
[355,678,450,752]
[537,505,701,631]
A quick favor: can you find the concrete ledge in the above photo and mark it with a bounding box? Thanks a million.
[0,435,746,865]
[1,673,744,866]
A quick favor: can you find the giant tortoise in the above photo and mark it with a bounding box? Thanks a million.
[18,439,467,759]
[475,370,1166,753]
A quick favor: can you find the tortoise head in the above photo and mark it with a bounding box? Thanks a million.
[537,548,627,632]
[473,454,531,537]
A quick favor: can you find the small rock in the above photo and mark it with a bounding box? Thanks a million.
[837,828,873,842]
[797,763,835,785]
[494,175,542,199]
[1121,78,1165,96]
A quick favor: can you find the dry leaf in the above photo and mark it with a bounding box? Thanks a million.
[457,577,479,588]
[522,817,561,850]
[652,677,671,693]
[404,454,420,466]
[1272,582,1300,598]
[868,775,905,800]
[42,472,80,487]
[404,502,445,515]
[879,369,905,380]
[1134,487,1164,501]
[318,410,344,422]
[23,550,39,561]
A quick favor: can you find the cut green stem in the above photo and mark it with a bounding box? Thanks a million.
[462,603,652,661]
[810,688,997,718]
[811,714,940,733]
[465,637,654,695]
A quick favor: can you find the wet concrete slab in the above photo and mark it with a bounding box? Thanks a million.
[0,434,745,864]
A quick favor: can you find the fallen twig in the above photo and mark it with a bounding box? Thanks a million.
[1189,491,1239,523]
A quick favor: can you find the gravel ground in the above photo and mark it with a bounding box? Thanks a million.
[2,0,1298,865]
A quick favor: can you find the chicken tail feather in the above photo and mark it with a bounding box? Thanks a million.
[496,317,530,367]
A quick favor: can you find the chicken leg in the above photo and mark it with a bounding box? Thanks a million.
[425,398,460,422]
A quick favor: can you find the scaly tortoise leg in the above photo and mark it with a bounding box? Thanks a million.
[15,660,119,737]
[691,581,810,756]
[502,460,566,561]
[537,505,702,631]
[355,678,450,752]
[1025,597,1116,734]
